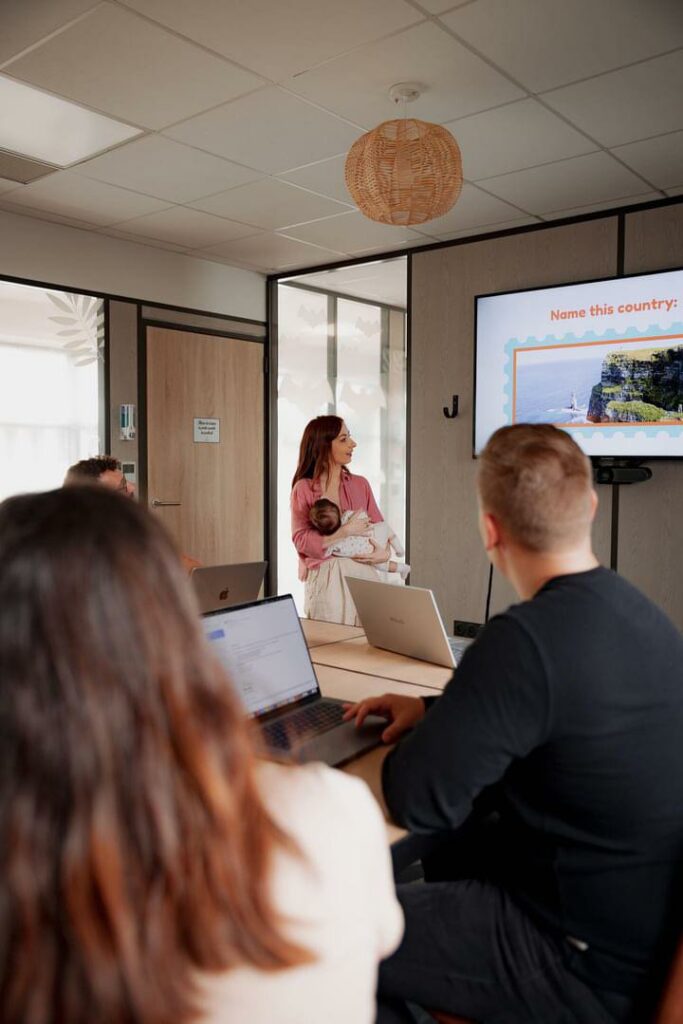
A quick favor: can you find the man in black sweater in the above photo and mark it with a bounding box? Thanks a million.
[345,424,683,1023]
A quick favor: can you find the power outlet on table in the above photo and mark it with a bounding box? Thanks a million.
[453,620,483,639]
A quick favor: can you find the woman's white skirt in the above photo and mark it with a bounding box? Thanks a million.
[304,557,401,625]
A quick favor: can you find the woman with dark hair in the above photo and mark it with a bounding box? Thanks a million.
[291,415,392,624]
[0,486,402,1024]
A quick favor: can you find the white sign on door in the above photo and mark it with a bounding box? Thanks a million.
[193,417,220,443]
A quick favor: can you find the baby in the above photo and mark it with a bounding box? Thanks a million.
[309,499,410,579]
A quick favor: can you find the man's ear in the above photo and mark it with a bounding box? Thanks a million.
[589,488,598,522]
[481,511,501,553]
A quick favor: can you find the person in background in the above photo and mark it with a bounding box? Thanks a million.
[291,416,392,624]
[0,486,402,1024]
[64,454,134,495]
[346,424,683,1024]
[64,454,201,572]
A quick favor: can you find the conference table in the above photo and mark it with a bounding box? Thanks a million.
[300,617,453,859]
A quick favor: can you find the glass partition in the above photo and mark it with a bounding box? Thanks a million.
[277,282,406,609]
[0,280,104,502]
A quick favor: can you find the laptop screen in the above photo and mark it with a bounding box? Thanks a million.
[201,596,319,718]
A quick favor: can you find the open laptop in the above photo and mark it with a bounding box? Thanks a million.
[346,577,473,668]
[201,594,385,767]
[191,561,267,614]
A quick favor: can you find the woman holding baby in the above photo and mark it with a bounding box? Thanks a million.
[291,415,407,625]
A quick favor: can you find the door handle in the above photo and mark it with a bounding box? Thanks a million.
[151,499,182,507]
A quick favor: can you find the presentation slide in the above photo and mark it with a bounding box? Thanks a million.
[203,599,318,717]
[475,269,683,457]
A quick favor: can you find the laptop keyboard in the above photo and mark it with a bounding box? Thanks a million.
[448,636,474,663]
[262,699,345,750]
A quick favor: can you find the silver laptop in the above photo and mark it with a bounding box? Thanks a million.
[346,577,473,668]
[201,595,385,767]
[191,561,267,614]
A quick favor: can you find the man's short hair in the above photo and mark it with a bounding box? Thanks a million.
[64,456,120,486]
[478,424,594,552]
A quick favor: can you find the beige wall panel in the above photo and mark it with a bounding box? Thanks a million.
[108,300,138,468]
[410,219,617,628]
[591,484,613,574]
[618,203,683,628]
[624,203,683,275]
[615,461,682,628]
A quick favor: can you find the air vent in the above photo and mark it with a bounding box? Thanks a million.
[0,149,58,184]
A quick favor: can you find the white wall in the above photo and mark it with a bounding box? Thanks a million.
[0,209,265,321]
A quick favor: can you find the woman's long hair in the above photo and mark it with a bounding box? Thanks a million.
[291,415,346,489]
[0,487,310,1024]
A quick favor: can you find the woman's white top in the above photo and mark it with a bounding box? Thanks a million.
[196,760,404,1024]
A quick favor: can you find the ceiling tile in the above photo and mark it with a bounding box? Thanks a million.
[480,152,655,215]
[430,216,540,241]
[666,186,683,197]
[353,237,434,258]
[416,0,463,12]
[542,192,663,220]
[441,0,683,92]
[415,183,528,235]
[0,0,100,66]
[447,99,597,181]
[197,233,342,272]
[611,132,683,191]
[119,0,422,80]
[286,21,523,127]
[282,210,422,253]
[542,51,683,148]
[76,135,262,203]
[190,178,351,229]
[279,155,352,203]
[0,171,170,225]
[5,3,264,130]
[166,88,360,173]
[110,207,258,248]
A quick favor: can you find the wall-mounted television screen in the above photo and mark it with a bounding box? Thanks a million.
[474,268,683,459]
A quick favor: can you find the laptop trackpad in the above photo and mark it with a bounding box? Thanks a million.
[295,715,386,768]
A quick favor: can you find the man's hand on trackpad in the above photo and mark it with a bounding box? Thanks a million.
[342,694,426,744]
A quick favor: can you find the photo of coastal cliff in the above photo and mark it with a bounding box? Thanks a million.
[514,336,683,427]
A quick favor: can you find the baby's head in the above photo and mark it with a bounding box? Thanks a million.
[309,498,341,535]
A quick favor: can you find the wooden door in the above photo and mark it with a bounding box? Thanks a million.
[146,327,264,566]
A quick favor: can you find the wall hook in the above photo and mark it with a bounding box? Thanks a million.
[443,394,459,419]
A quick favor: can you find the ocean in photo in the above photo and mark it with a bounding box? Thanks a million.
[515,354,603,424]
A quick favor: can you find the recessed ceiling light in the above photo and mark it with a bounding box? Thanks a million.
[0,75,142,167]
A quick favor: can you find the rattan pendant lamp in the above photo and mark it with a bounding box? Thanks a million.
[345,83,463,226]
